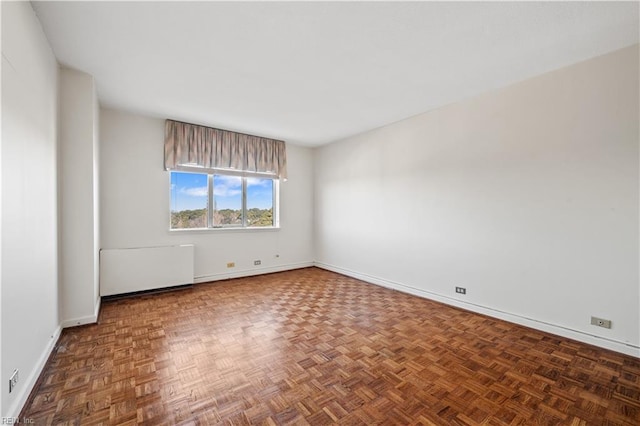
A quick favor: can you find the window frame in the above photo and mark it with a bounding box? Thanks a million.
[169,166,280,231]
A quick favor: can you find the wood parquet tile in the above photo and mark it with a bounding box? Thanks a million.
[21,267,640,425]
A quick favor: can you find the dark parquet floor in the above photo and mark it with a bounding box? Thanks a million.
[21,267,640,425]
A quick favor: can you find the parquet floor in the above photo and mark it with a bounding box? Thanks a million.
[21,267,640,425]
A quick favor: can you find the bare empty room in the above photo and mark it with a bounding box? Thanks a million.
[1,1,639,424]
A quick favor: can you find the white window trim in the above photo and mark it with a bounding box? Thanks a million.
[175,164,278,180]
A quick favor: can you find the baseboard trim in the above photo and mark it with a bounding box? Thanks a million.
[5,325,62,419]
[314,262,640,358]
[60,298,100,328]
[194,261,314,284]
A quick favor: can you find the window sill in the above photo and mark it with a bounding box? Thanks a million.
[169,226,280,234]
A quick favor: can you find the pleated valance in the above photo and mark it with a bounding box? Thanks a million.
[164,119,287,180]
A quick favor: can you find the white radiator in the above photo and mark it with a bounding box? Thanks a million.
[100,245,194,296]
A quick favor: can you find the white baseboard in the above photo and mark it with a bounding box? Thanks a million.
[194,261,314,284]
[60,298,101,328]
[5,325,62,419]
[314,262,640,358]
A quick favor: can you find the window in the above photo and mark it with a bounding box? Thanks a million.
[170,171,278,230]
[170,172,208,229]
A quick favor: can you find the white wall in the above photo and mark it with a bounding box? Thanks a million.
[100,108,314,284]
[59,67,100,326]
[1,1,61,416]
[314,45,639,356]
[0,2,3,417]
[93,71,101,316]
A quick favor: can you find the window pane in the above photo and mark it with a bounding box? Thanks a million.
[213,175,242,226]
[246,178,274,227]
[170,171,208,229]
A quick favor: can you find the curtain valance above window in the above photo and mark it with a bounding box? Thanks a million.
[164,119,287,180]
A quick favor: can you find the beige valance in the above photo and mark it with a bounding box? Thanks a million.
[164,119,287,180]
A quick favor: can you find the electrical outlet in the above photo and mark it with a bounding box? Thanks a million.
[254,260,261,266]
[9,369,18,393]
[590,316,611,329]
[455,287,466,295]
[226,262,235,268]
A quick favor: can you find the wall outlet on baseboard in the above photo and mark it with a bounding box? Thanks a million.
[254,260,261,266]
[9,369,18,393]
[226,262,235,268]
[455,287,466,295]
[591,316,611,329]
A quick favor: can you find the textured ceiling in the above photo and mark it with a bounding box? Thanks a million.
[32,1,639,146]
